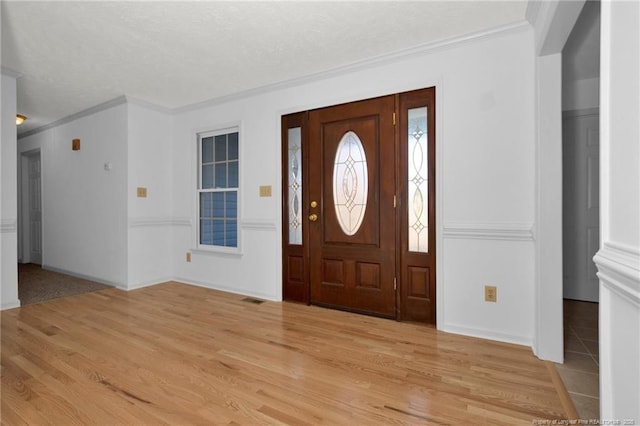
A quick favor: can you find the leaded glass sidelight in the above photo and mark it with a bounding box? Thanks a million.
[288,127,303,245]
[333,131,368,236]
[408,107,429,252]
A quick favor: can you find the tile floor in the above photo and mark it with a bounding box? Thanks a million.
[558,299,600,420]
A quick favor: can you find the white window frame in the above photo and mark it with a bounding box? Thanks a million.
[196,126,241,254]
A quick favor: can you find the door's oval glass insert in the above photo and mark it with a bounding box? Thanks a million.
[333,131,368,236]
[408,107,428,252]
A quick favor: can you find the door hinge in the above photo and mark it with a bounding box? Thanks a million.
[393,112,396,126]
[393,194,397,208]
[394,277,397,291]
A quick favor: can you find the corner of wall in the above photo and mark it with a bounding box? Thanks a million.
[1,73,20,309]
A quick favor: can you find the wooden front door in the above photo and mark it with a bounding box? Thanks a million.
[282,87,436,323]
[308,96,396,317]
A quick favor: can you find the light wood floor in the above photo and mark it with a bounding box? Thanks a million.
[2,282,571,425]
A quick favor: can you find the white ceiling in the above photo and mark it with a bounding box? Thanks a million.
[2,1,528,135]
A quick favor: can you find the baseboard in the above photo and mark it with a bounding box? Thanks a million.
[42,265,120,288]
[121,277,175,291]
[1,299,21,311]
[173,277,280,302]
[18,266,279,302]
[440,322,533,347]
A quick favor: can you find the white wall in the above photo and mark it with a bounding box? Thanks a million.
[18,103,129,286]
[595,0,640,420]
[534,53,564,362]
[4,21,563,358]
[563,77,599,111]
[172,25,538,345]
[1,72,20,309]
[526,0,589,363]
[126,101,174,288]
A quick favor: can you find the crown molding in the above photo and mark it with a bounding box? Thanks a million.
[525,0,543,27]
[125,96,173,115]
[16,19,531,137]
[1,66,21,78]
[174,20,531,114]
[18,96,128,140]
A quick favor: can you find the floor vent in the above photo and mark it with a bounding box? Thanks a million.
[241,297,265,305]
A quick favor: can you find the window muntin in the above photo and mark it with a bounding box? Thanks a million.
[198,129,239,249]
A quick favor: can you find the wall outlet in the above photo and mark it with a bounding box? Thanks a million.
[186,252,191,262]
[485,285,497,302]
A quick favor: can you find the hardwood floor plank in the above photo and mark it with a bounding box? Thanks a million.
[2,282,569,425]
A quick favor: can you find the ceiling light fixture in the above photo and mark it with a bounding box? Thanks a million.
[16,114,27,125]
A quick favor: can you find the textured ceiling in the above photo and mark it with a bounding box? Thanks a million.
[2,1,528,135]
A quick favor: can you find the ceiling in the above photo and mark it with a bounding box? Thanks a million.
[2,1,529,136]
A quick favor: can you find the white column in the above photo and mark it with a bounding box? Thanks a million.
[533,53,564,362]
[594,0,640,420]
[1,71,20,309]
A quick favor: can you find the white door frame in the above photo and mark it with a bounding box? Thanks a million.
[528,0,586,362]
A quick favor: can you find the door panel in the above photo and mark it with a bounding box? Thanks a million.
[309,96,396,317]
[563,113,599,302]
[398,88,436,323]
[282,113,309,303]
[28,154,42,265]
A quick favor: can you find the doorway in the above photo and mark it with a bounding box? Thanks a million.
[20,149,42,265]
[559,0,601,419]
[281,87,436,323]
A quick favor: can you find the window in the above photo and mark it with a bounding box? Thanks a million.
[407,107,428,253]
[198,128,239,249]
[333,130,368,236]
[287,127,303,245]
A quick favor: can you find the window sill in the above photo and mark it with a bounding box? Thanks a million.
[191,247,243,257]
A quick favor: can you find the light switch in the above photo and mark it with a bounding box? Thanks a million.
[137,187,147,198]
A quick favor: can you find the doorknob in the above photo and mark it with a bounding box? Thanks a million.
[310,201,318,208]
[309,214,318,222]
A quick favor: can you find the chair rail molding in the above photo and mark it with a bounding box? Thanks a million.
[594,242,640,306]
[1,218,17,233]
[442,222,534,241]
[128,217,192,228]
[241,219,277,231]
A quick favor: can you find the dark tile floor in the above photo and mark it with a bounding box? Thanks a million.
[18,263,110,305]
[558,299,600,420]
